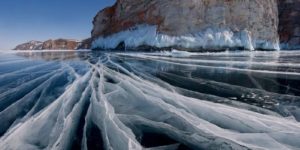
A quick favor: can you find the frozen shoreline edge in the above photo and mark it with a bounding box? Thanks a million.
[92,25,280,51]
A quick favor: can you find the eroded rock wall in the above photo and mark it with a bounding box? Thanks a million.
[92,0,279,50]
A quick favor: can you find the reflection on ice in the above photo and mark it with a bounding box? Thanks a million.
[1,50,300,150]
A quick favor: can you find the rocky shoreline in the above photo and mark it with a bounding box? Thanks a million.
[14,0,300,51]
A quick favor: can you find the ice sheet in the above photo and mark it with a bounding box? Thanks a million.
[1,51,300,150]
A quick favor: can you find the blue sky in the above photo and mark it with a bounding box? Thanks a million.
[0,0,115,49]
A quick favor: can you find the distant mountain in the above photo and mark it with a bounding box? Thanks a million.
[14,38,91,50]
[14,40,43,50]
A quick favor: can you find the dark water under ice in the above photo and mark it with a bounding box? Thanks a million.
[1,50,300,150]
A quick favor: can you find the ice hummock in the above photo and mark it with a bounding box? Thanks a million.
[92,24,280,51]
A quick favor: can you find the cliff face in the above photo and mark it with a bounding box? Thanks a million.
[92,0,279,51]
[14,39,89,50]
[278,0,300,49]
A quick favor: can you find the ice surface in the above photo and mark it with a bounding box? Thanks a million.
[92,25,280,50]
[0,51,300,150]
[157,49,194,58]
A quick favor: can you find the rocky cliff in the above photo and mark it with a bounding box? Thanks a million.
[92,0,280,51]
[278,0,300,49]
[14,39,90,50]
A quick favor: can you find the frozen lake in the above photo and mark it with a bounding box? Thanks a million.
[1,50,300,150]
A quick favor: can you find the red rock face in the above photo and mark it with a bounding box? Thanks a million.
[92,0,164,38]
[92,0,280,50]
[278,0,300,49]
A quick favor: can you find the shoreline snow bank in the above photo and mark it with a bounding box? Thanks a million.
[92,25,280,51]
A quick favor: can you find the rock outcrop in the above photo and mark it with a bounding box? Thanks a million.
[278,0,300,49]
[41,39,80,50]
[14,41,43,50]
[92,0,280,51]
[14,39,90,50]
[77,38,92,49]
